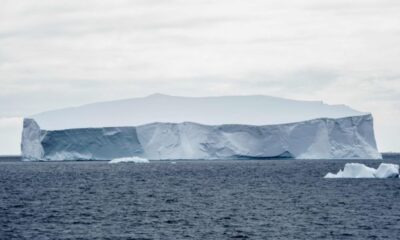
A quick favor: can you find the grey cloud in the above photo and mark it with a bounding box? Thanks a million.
[0,0,400,151]
[237,70,339,93]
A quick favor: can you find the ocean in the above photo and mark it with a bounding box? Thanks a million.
[1,157,399,239]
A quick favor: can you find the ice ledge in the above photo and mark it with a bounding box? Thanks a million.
[21,114,382,161]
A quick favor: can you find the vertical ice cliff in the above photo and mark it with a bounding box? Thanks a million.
[21,114,382,161]
[21,118,43,160]
[22,119,143,161]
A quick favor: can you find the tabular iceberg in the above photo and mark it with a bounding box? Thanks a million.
[21,114,381,161]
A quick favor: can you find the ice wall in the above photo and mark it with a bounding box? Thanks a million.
[21,114,382,161]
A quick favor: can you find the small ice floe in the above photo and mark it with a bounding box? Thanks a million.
[109,157,150,164]
[375,163,400,178]
[325,163,399,179]
[171,161,177,164]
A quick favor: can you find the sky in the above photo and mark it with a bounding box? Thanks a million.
[0,0,400,154]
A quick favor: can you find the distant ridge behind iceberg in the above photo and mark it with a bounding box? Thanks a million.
[21,114,382,161]
[30,94,365,130]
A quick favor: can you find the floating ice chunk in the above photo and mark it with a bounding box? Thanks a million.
[325,163,400,178]
[375,163,399,178]
[324,171,343,178]
[325,163,376,178]
[109,157,149,164]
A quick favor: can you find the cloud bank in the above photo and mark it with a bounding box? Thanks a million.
[0,0,399,154]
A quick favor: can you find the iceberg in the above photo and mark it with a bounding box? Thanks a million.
[324,163,399,178]
[109,157,149,164]
[21,114,382,161]
[324,163,376,178]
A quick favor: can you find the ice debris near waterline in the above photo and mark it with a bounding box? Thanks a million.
[109,157,150,164]
[325,163,399,178]
[21,114,381,161]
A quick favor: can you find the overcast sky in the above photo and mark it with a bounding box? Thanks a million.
[1,0,400,154]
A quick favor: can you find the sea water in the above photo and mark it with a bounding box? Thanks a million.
[1,158,399,239]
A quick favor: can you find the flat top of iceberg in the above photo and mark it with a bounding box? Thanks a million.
[109,157,150,164]
[325,163,399,179]
[30,94,364,130]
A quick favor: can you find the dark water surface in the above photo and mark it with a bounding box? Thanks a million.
[1,158,400,239]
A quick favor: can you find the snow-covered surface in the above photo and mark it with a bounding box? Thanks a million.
[109,157,149,164]
[30,94,364,130]
[21,114,381,161]
[325,163,399,178]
